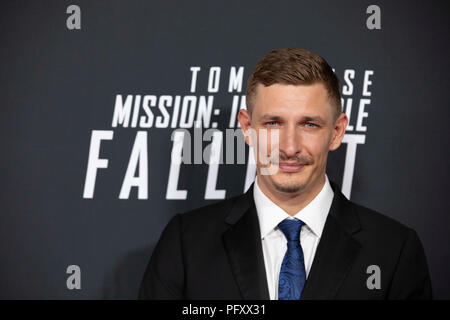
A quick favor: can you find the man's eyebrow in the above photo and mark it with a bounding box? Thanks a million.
[259,114,326,124]
[260,114,284,121]
[301,116,327,124]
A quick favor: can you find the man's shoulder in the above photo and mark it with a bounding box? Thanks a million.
[177,193,244,228]
[347,199,412,240]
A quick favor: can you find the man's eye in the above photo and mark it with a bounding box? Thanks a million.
[305,123,318,128]
[265,121,278,126]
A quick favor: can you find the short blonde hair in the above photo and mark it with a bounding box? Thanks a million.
[246,48,342,120]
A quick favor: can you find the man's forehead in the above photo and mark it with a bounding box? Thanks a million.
[254,82,328,93]
[254,83,329,105]
[252,83,332,118]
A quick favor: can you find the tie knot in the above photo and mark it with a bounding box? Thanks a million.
[278,218,305,241]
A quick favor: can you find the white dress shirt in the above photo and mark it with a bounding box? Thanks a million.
[253,174,334,300]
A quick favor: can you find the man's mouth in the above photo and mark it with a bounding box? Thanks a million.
[277,162,307,173]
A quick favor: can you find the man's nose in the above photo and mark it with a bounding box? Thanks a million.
[279,125,301,158]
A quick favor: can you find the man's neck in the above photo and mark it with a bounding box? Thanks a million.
[256,174,326,216]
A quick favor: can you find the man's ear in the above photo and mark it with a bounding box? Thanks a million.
[329,113,348,151]
[238,109,253,147]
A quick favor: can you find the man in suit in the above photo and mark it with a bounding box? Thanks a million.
[139,48,432,300]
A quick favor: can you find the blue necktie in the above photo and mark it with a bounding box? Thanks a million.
[278,218,306,300]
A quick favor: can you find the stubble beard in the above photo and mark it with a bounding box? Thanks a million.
[269,172,308,194]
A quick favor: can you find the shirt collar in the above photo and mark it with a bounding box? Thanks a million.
[253,174,334,239]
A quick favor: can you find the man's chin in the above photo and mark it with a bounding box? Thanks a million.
[270,176,308,194]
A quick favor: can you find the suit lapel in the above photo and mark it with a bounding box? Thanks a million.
[301,181,361,299]
[221,179,361,300]
[222,184,270,300]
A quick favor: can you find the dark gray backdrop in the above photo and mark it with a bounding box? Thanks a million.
[1,0,449,299]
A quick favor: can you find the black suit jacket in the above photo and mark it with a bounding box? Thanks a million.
[139,180,432,299]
